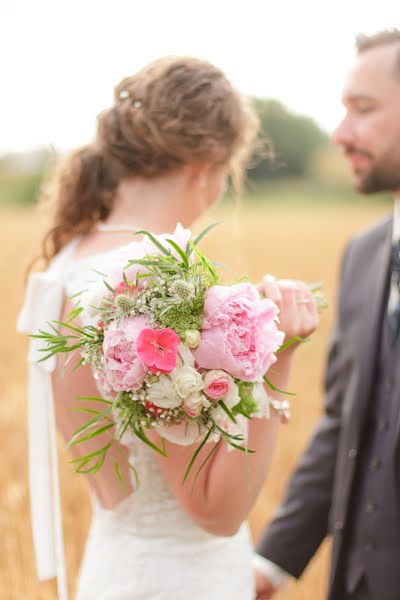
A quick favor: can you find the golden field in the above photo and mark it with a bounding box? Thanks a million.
[0,197,389,600]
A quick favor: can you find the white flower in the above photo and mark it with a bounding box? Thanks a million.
[178,342,195,367]
[147,374,182,409]
[156,420,211,446]
[182,392,211,418]
[81,281,110,319]
[252,382,271,419]
[142,223,191,258]
[171,365,204,398]
[223,381,241,409]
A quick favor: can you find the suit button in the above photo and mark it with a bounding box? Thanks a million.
[370,457,381,471]
[348,448,358,459]
[364,541,376,551]
[366,502,378,513]
[334,520,344,531]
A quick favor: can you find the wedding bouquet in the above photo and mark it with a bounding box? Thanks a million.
[33,224,314,484]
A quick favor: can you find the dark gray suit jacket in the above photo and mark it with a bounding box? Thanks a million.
[257,215,397,598]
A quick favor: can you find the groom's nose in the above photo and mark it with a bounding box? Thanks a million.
[332,114,355,148]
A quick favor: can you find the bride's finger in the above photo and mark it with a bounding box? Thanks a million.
[257,275,282,305]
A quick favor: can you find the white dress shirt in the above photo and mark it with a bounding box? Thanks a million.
[253,197,400,590]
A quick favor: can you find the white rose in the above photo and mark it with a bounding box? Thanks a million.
[182,392,211,418]
[147,374,182,409]
[171,366,204,398]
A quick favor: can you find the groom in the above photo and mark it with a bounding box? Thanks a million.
[254,29,400,600]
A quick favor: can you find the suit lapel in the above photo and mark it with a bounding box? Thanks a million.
[351,224,392,443]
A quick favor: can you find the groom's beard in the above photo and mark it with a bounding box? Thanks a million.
[347,144,400,194]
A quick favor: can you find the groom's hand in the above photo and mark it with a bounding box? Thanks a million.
[254,569,277,599]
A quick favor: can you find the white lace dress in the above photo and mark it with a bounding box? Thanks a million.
[18,238,255,600]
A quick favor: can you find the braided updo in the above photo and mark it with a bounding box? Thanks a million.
[40,57,259,264]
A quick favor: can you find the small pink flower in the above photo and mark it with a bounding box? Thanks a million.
[113,281,135,296]
[203,370,233,401]
[144,400,167,417]
[137,328,180,374]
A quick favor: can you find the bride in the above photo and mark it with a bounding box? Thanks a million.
[18,57,319,599]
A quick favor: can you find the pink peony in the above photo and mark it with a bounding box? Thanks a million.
[137,328,181,374]
[102,316,148,392]
[193,283,284,382]
[203,370,233,401]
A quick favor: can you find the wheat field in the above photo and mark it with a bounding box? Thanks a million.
[1,198,389,600]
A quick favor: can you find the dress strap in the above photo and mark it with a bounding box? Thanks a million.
[17,269,70,599]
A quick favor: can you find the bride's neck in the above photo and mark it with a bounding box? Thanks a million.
[105,172,202,233]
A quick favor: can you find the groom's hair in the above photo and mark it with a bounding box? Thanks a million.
[356,29,400,80]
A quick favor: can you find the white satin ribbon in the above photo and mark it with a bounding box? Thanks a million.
[17,271,69,600]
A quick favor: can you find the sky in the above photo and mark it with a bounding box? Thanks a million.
[0,0,398,153]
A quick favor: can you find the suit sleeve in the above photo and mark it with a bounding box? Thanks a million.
[256,241,353,579]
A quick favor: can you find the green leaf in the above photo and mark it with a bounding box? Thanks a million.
[225,441,255,453]
[69,441,112,464]
[78,396,113,405]
[132,424,168,457]
[277,336,305,352]
[67,405,113,446]
[125,460,139,489]
[72,357,85,371]
[69,422,115,446]
[182,426,215,484]
[70,407,102,415]
[263,375,296,396]
[165,238,189,266]
[191,222,222,249]
[113,460,124,488]
[188,242,218,284]
[218,400,237,424]
[134,230,173,257]
[190,439,220,497]
[103,280,116,294]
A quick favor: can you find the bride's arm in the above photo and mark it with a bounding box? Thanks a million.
[147,279,320,536]
[52,298,134,509]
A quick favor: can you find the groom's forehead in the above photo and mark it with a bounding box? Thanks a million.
[342,44,400,101]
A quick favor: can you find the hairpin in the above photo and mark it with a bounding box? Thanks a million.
[118,89,142,109]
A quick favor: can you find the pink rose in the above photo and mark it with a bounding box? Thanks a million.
[102,316,147,392]
[203,370,233,401]
[193,283,284,382]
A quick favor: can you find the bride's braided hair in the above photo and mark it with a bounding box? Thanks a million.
[39,57,259,265]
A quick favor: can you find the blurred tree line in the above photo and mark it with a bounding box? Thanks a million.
[249,98,328,179]
[0,98,354,207]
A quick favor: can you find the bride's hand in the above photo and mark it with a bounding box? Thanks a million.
[257,275,320,346]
